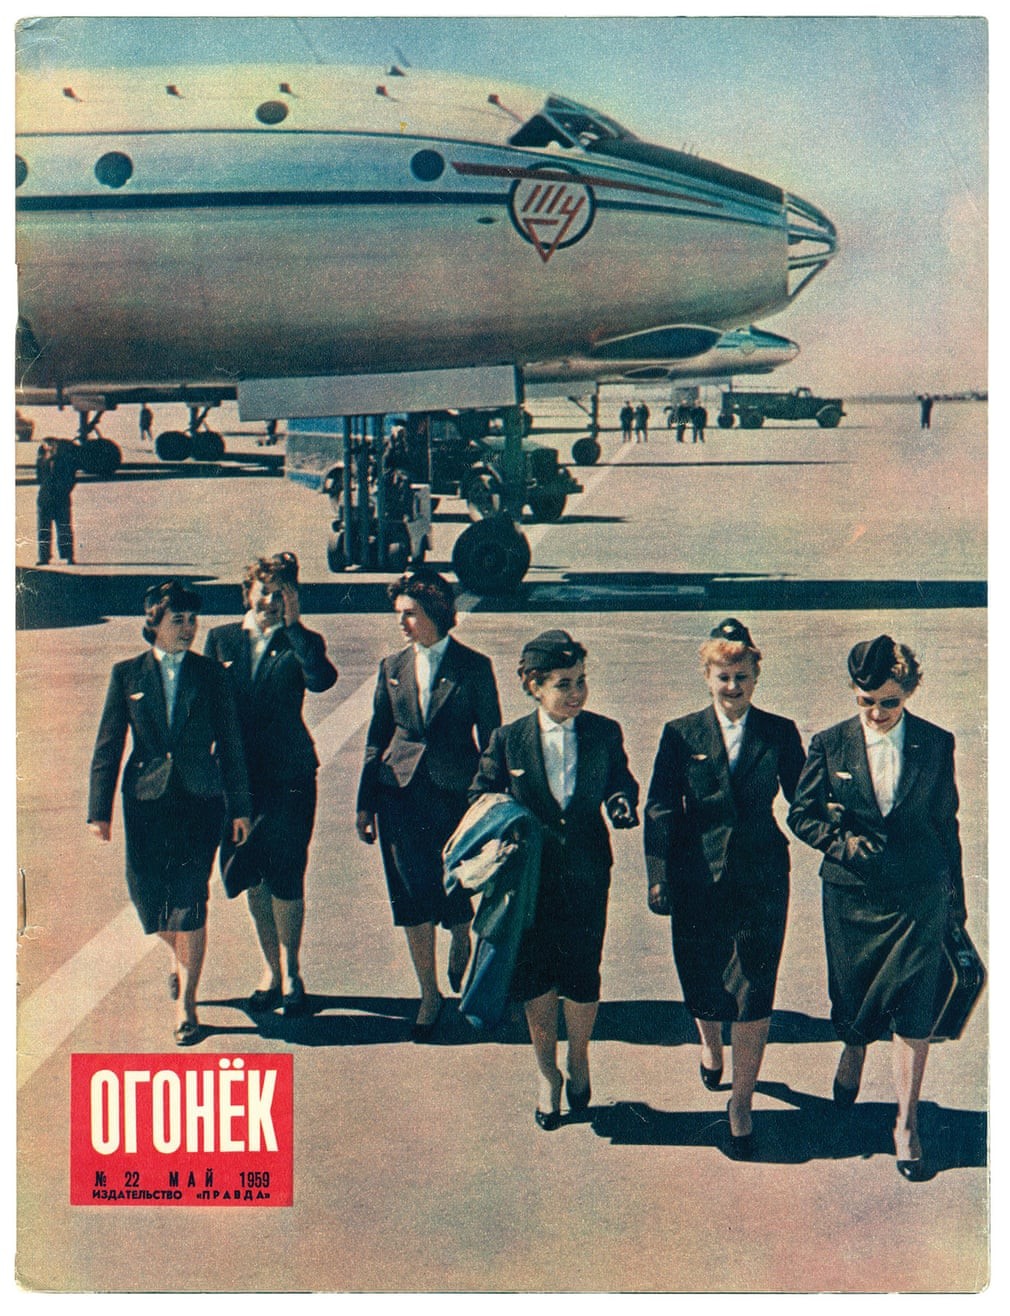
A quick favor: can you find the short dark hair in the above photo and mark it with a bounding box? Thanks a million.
[386,568,456,636]
[241,551,299,608]
[142,579,201,643]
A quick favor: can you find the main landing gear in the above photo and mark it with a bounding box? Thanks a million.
[154,406,225,462]
[73,410,122,479]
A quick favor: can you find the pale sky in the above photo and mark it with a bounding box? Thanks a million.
[14,10,989,396]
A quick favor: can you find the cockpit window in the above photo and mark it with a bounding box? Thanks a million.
[508,94,635,151]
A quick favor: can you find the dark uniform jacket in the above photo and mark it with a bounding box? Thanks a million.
[787,712,965,920]
[645,705,806,890]
[469,709,639,887]
[357,637,501,814]
[88,649,252,824]
[204,621,337,786]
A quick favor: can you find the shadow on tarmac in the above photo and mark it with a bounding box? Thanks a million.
[14,452,284,488]
[16,567,987,630]
[195,995,835,1050]
[590,1086,987,1174]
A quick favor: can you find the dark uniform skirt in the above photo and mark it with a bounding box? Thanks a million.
[670,864,789,1022]
[510,868,610,1005]
[219,776,317,902]
[822,878,947,1044]
[377,772,473,929]
[122,783,223,934]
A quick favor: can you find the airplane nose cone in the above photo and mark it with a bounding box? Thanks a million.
[784,193,839,300]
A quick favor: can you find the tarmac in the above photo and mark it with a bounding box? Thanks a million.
[13,394,988,1293]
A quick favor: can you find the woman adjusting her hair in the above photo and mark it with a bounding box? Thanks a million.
[87,580,251,1046]
[788,636,967,1181]
[644,619,805,1160]
[469,630,639,1130]
[205,551,338,1019]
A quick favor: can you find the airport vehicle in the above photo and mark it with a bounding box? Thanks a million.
[717,386,845,429]
[15,64,837,591]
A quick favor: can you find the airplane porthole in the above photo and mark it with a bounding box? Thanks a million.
[16,155,27,187]
[94,151,133,188]
[256,100,289,125]
[410,149,445,182]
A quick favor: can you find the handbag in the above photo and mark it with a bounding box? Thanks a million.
[930,921,986,1041]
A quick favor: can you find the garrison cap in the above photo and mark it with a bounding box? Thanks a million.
[143,578,202,615]
[710,617,754,647]
[847,635,898,690]
[519,629,585,673]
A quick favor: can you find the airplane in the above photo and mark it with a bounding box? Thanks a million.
[15,63,837,591]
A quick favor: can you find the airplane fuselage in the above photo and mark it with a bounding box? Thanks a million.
[16,66,836,400]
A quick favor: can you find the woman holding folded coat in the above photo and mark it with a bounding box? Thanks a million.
[787,636,966,1181]
[469,630,639,1131]
[644,619,805,1159]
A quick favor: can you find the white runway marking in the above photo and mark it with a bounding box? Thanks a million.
[17,441,632,1089]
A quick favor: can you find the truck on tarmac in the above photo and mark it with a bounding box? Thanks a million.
[717,386,845,429]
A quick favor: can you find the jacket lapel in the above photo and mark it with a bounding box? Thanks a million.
[138,650,171,741]
[424,637,459,727]
[252,626,289,689]
[732,706,767,785]
[168,651,199,742]
[520,712,563,821]
[390,646,424,736]
[700,705,733,784]
[890,712,925,813]
[842,716,883,816]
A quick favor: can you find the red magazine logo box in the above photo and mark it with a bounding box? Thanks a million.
[70,1053,293,1206]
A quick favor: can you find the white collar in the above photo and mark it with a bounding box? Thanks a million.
[243,611,282,641]
[414,634,451,661]
[153,646,186,665]
[538,707,577,735]
[715,705,750,733]
[863,715,906,749]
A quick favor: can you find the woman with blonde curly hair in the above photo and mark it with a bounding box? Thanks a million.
[645,619,805,1159]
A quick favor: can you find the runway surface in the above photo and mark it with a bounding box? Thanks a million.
[14,396,988,1292]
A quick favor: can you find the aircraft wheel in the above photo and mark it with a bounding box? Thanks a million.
[326,531,346,573]
[191,429,225,461]
[717,412,735,428]
[76,437,122,479]
[463,466,503,521]
[571,437,601,466]
[527,491,567,522]
[740,410,764,429]
[816,406,843,428]
[155,430,192,462]
[452,517,531,595]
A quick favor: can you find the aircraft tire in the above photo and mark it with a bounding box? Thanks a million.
[463,466,504,521]
[326,530,346,573]
[527,491,567,522]
[717,412,735,428]
[155,430,192,462]
[452,517,531,595]
[816,406,843,428]
[76,437,122,479]
[571,437,601,466]
[740,410,764,429]
[191,429,225,461]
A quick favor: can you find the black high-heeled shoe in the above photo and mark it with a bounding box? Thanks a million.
[700,1062,723,1091]
[896,1158,927,1182]
[535,1071,563,1130]
[832,1078,859,1107]
[566,1078,591,1111]
[724,1101,755,1161]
